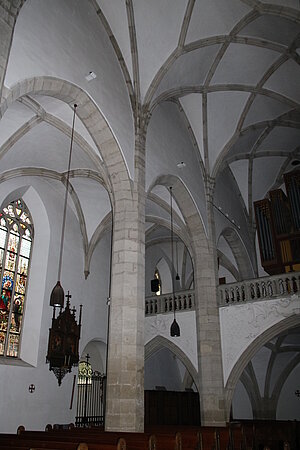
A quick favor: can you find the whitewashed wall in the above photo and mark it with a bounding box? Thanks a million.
[219,295,300,384]
[0,178,110,433]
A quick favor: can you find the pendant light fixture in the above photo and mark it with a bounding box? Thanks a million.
[47,104,83,385]
[175,241,180,281]
[50,104,77,307]
[169,187,180,337]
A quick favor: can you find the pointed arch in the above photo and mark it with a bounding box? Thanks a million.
[219,227,255,280]
[225,315,300,420]
[145,335,199,392]
[0,76,132,206]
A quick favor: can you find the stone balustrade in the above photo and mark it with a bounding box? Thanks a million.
[145,271,300,314]
[218,271,300,306]
[145,290,195,316]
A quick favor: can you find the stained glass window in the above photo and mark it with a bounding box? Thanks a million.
[0,199,33,358]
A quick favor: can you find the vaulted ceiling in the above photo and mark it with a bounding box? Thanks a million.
[1,0,300,257]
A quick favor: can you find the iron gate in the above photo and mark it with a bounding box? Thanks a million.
[75,360,106,427]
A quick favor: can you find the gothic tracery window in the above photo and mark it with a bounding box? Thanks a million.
[0,199,33,358]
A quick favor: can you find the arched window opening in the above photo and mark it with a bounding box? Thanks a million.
[154,269,161,296]
[0,199,33,358]
[77,360,92,385]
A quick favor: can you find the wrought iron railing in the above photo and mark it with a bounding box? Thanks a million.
[75,362,106,427]
[218,271,300,306]
[145,289,195,316]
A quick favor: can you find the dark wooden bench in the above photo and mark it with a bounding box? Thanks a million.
[216,427,230,450]
[44,429,156,450]
[228,423,244,450]
[145,425,200,449]
[0,434,126,450]
[198,426,217,450]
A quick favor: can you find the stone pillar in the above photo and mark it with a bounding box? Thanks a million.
[170,177,226,425]
[105,124,146,432]
[0,0,25,100]
[194,177,226,426]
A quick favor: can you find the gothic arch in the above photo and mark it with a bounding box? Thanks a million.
[220,227,255,280]
[148,174,207,265]
[225,315,300,421]
[80,339,106,373]
[145,335,199,392]
[1,76,131,206]
[217,249,240,282]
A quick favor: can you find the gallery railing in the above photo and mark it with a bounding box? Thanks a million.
[218,271,300,307]
[145,289,195,316]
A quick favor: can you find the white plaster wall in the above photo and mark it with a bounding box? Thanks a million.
[218,266,236,283]
[232,380,253,420]
[145,241,192,296]
[145,244,171,296]
[146,102,207,231]
[0,177,110,433]
[80,340,107,373]
[215,168,256,272]
[145,347,184,391]
[219,295,300,385]
[6,0,134,178]
[277,363,300,420]
[145,311,198,372]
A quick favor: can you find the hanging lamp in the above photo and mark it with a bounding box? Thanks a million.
[169,187,180,337]
[47,104,83,385]
[50,104,77,307]
[175,241,180,281]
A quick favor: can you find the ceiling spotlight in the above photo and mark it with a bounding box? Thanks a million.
[85,71,97,82]
[177,161,186,169]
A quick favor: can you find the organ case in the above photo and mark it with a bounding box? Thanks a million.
[254,169,300,275]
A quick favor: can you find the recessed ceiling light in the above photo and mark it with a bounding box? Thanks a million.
[177,161,186,168]
[85,71,97,82]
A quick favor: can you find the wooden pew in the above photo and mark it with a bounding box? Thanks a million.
[198,427,217,450]
[44,429,156,450]
[145,424,200,449]
[0,433,126,450]
[216,427,230,450]
[229,422,245,450]
[154,431,181,450]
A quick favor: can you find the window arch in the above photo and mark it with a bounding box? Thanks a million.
[0,199,33,358]
[154,269,161,296]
